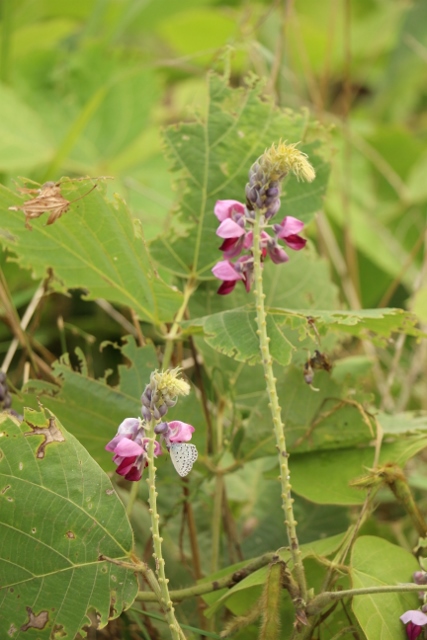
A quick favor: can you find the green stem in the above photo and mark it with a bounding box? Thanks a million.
[136,552,277,602]
[307,583,427,614]
[145,420,186,640]
[252,211,307,604]
[210,403,225,573]
[162,279,197,369]
[126,479,140,517]
[211,474,224,573]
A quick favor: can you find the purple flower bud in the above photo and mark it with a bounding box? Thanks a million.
[414,571,427,585]
[153,406,162,421]
[141,406,152,422]
[154,421,169,434]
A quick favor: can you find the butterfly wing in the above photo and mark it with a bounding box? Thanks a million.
[169,443,198,477]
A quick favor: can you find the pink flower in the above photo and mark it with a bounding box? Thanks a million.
[165,420,195,444]
[214,199,246,223]
[274,216,306,250]
[212,257,253,295]
[105,417,162,481]
[214,200,248,259]
[400,610,427,639]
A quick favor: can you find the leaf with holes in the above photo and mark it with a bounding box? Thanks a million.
[0,179,182,325]
[0,407,138,639]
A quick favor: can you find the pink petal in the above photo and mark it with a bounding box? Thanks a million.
[114,439,144,457]
[216,218,245,239]
[167,420,195,443]
[214,199,245,222]
[277,216,305,237]
[243,231,253,249]
[212,260,243,281]
[401,611,427,625]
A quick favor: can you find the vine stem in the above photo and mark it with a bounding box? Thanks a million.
[162,279,197,369]
[252,210,307,604]
[145,420,186,640]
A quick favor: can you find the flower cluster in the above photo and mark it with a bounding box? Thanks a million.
[106,369,197,480]
[211,142,315,295]
[400,571,427,639]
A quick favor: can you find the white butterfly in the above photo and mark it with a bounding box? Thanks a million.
[169,443,198,477]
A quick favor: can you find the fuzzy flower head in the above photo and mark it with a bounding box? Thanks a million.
[141,368,190,421]
[151,367,190,399]
[260,141,316,183]
[246,141,315,220]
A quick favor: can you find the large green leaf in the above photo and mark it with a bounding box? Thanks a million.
[351,536,419,640]
[289,431,427,505]
[0,180,182,324]
[184,305,421,366]
[0,407,137,639]
[151,74,329,278]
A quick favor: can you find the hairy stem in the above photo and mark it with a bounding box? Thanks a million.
[145,420,186,640]
[252,211,307,604]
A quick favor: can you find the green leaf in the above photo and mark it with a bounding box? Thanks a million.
[22,338,157,467]
[0,180,182,324]
[0,407,137,639]
[203,533,346,616]
[185,303,421,367]
[243,367,374,461]
[151,74,329,278]
[351,536,419,640]
[0,83,54,171]
[289,434,427,505]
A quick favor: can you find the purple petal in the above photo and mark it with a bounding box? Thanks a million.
[401,610,427,625]
[282,234,307,251]
[220,236,246,259]
[105,435,123,452]
[117,417,140,435]
[214,199,245,222]
[216,218,245,239]
[217,280,237,295]
[212,260,243,282]
[116,455,138,476]
[123,467,143,481]
[268,245,289,264]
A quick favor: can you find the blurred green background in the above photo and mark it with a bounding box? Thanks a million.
[1,2,427,638]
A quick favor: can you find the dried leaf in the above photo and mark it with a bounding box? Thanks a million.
[9,178,102,229]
